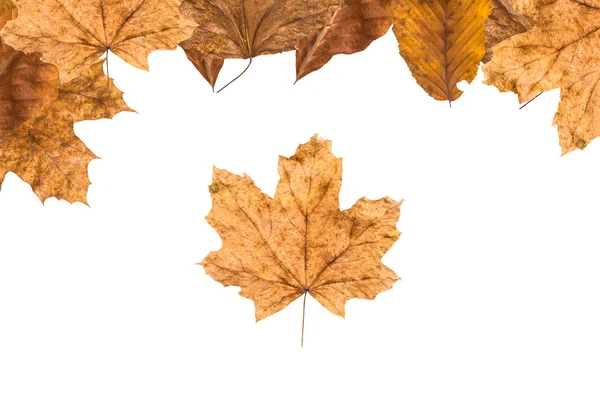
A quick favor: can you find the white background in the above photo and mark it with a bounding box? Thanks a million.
[2,31,600,399]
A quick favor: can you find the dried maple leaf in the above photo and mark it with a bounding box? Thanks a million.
[183,48,223,91]
[483,0,532,63]
[179,0,341,90]
[483,0,600,154]
[295,0,393,82]
[0,0,57,134]
[0,0,16,29]
[203,135,401,345]
[0,41,58,134]
[392,0,492,103]
[1,0,196,83]
[0,61,132,203]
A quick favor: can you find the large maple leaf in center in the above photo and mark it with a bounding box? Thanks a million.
[203,135,402,327]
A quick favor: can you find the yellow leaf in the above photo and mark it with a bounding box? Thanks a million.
[392,0,492,102]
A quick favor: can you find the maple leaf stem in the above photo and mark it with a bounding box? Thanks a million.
[301,291,307,347]
[105,49,111,90]
[519,92,542,110]
[216,58,252,93]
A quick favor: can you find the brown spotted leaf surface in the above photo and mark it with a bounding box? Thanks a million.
[0,0,16,29]
[0,0,57,134]
[483,0,532,63]
[295,0,392,82]
[0,41,58,133]
[1,0,196,83]
[0,61,132,203]
[483,0,600,154]
[179,0,341,88]
[203,135,401,321]
[392,0,492,102]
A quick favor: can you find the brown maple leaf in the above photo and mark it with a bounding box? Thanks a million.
[294,0,393,82]
[392,0,492,103]
[179,0,341,91]
[1,0,196,83]
[203,135,401,345]
[483,0,532,63]
[483,0,600,154]
[0,60,132,203]
[183,48,224,91]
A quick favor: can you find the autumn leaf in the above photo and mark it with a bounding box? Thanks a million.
[0,41,58,134]
[0,0,57,134]
[1,0,196,83]
[483,0,532,63]
[511,0,549,14]
[392,0,492,103]
[0,61,132,203]
[295,0,392,82]
[179,0,341,90]
[483,0,600,154]
[0,0,16,29]
[203,135,401,345]
[183,48,223,91]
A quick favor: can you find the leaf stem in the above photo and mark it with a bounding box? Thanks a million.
[519,92,542,109]
[217,58,252,93]
[105,49,111,90]
[301,291,307,348]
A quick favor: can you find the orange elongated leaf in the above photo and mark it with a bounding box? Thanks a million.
[1,0,196,83]
[0,61,133,203]
[483,0,600,154]
[203,135,401,344]
[392,0,492,103]
[179,0,341,89]
[295,0,392,82]
[483,0,532,63]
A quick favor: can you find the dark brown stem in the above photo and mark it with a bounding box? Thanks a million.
[217,58,252,93]
[519,92,542,109]
[301,291,307,347]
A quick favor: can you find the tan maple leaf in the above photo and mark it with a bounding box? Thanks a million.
[392,0,492,103]
[0,61,132,203]
[203,135,401,345]
[483,0,600,154]
[1,0,196,83]
[0,0,16,29]
[179,0,341,90]
[0,40,58,134]
[295,0,393,82]
[0,0,57,134]
[483,0,532,63]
